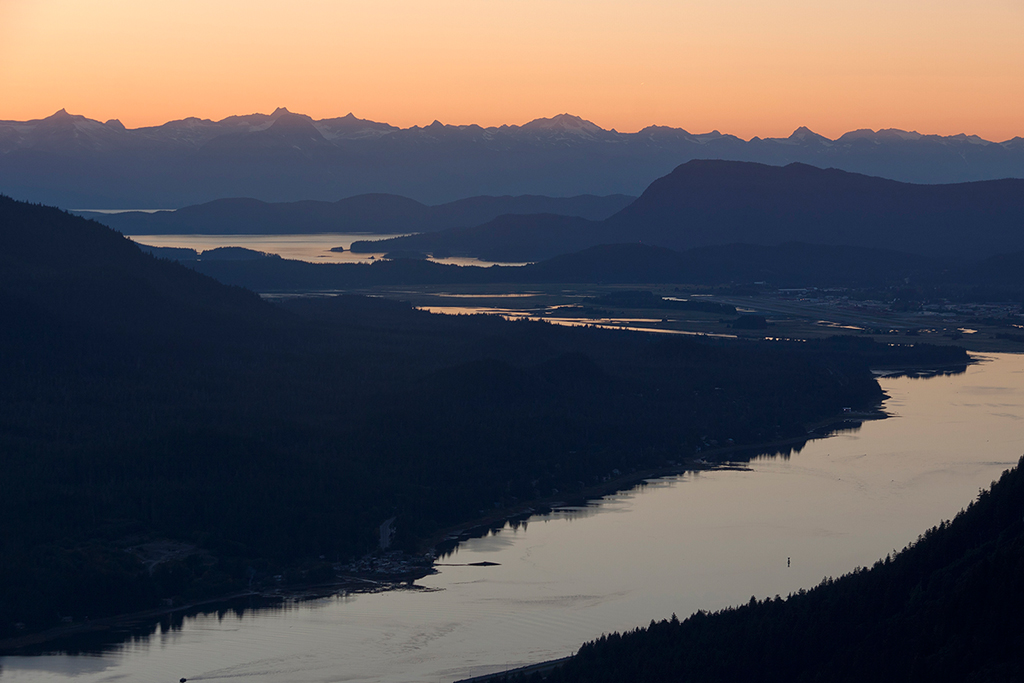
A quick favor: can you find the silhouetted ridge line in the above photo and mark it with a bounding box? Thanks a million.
[4,109,1023,207]
[185,241,943,292]
[5,194,935,646]
[363,160,1024,262]
[86,193,635,235]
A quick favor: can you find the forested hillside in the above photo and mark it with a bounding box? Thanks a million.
[0,196,962,641]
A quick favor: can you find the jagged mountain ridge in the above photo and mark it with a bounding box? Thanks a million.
[2,108,1022,207]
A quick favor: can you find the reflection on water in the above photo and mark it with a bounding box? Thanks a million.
[130,233,409,264]
[4,353,1023,683]
[14,595,320,658]
[418,306,739,338]
[128,234,526,268]
[873,366,968,379]
[434,420,869,559]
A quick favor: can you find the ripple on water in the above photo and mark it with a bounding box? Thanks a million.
[5,354,1024,683]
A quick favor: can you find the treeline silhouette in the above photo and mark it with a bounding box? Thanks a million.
[180,242,1024,303]
[0,196,965,640]
[504,457,1024,683]
[196,241,940,291]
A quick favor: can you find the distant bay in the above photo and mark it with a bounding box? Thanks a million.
[128,234,529,268]
[75,209,172,214]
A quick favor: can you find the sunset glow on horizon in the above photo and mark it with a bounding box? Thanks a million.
[2,0,1022,141]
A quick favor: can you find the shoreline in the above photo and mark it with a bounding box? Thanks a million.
[0,406,878,657]
[0,569,435,656]
[420,404,889,558]
[0,362,942,657]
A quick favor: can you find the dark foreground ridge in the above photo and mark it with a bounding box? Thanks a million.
[0,196,965,646]
[495,456,1024,683]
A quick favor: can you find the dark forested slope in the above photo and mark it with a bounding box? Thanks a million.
[514,457,1024,683]
[0,196,956,641]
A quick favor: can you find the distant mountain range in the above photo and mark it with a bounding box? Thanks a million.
[358,160,1024,262]
[82,193,635,235]
[2,108,1022,208]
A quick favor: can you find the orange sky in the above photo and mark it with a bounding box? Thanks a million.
[1,0,1022,140]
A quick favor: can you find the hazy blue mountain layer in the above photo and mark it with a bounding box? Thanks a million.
[81,193,635,235]
[359,160,1024,262]
[2,108,1022,207]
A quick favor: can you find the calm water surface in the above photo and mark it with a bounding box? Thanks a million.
[128,234,527,268]
[4,353,1023,683]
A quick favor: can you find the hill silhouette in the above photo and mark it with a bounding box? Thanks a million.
[0,196,273,340]
[189,242,942,292]
[87,193,634,235]
[351,213,612,262]
[360,161,1024,262]
[608,160,1024,260]
[3,195,925,642]
[519,242,941,287]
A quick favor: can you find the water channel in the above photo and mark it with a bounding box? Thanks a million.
[126,234,528,268]
[4,353,1023,683]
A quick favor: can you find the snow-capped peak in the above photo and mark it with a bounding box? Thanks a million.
[521,113,605,135]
